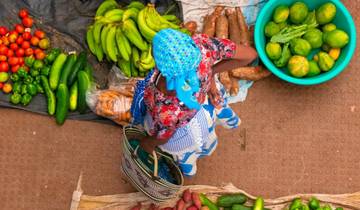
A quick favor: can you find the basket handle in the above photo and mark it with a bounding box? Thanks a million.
[133,146,159,179]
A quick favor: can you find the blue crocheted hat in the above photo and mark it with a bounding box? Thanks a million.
[153,29,202,110]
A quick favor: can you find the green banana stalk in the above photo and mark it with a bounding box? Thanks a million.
[86,25,96,54]
[132,46,140,68]
[95,0,119,17]
[122,7,140,22]
[101,24,111,55]
[115,27,130,61]
[118,59,132,77]
[93,21,104,44]
[126,1,145,10]
[106,25,118,62]
[122,19,148,51]
[137,7,157,42]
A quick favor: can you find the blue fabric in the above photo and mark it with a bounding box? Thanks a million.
[153,29,202,110]
[130,71,154,125]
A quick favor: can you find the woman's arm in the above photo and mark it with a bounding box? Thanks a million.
[139,135,170,154]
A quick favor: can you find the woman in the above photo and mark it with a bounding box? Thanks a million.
[130,28,257,176]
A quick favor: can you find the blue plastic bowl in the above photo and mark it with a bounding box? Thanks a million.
[254,0,357,85]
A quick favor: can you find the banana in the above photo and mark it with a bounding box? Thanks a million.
[94,42,104,62]
[106,25,118,62]
[139,71,146,77]
[101,24,111,56]
[122,19,148,51]
[122,7,140,22]
[132,46,140,68]
[130,57,139,77]
[127,1,145,10]
[95,0,119,17]
[98,9,124,23]
[118,59,132,77]
[137,8,157,42]
[144,6,163,32]
[93,21,104,44]
[139,46,155,71]
[86,25,96,55]
[115,27,130,61]
[139,58,155,70]
[162,14,179,22]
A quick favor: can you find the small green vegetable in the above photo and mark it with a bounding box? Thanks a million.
[55,83,70,125]
[323,205,332,210]
[265,21,280,38]
[45,48,61,64]
[67,51,87,86]
[290,38,312,56]
[41,75,56,115]
[217,194,248,207]
[25,56,35,67]
[59,53,77,85]
[36,83,44,94]
[199,194,218,210]
[69,81,78,111]
[316,3,337,25]
[24,75,33,84]
[33,60,44,70]
[13,82,22,93]
[289,2,309,24]
[49,53,68,90]
[273,5,290,23]
[77,71,91,114]
[10,74,19,82]
[30,69,40,77]
[17,67,28,78]
[318,51,335,71]
[41,66,51,76]
[27,84,38,96]
[290,198,303,210]
[0,72,9,82]
[10,93,21,105]
[307,60,321,77]
[21,93,32,106]
[275,43,292,68]
[253,197,264,210]
[232,204,251,210]
[21,84,28,95]
[308,197,320,210]
[266,42,282,60]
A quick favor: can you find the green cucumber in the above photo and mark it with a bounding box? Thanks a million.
[69,82,78,111]
[77,71,91,114]
[253,197,264,210]
[59,54,77,85]
[49,53,68,91]
[200,194,219,210]
[232,205,252,210]
[83,63,94,81]
[40,76,56,115]
[55,84,69,125]
[67,52,87,86]
[217,194,248,207]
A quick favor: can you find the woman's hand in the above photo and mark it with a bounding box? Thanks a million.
[139,136,170,154]
[208,77,222,108]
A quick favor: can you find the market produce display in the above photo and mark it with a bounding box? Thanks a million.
[264,2,349,78]
[201,6,271,96]
[86,0,187,78]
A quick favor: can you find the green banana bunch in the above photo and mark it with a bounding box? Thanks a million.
[86,25,96,55]
[95,0,119,17]
[122,7,140,22]
[132,47,140,68]
[127,1,145,10]
[106,25,119,62]
[138,46,155,72]
[162,14,181,25]
[118,59,132,78]
[115,27,131,61]
[122,19,148,51]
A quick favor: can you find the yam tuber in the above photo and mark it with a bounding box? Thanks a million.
[216,14,229,39]
[225,9,242,44]
[202,6,224,37]
[183,21,197,36]
[236,7,250,46]
[230,75,239,96]
[219,72,232,92]
[231,66,272,81]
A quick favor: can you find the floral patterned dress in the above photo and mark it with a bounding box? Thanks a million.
[144,34,236,140]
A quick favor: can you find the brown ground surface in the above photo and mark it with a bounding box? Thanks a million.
[0,1,359,210]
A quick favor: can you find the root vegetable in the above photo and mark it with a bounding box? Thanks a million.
[225,9,242,44]
[230,75,239,96]
[177,199,185,210]
[202,6,224,37]
[183,189,192,203]
[216,15,228,39]
[192,192,202,209]
[219,72,232,92]
[184,21,198,35]
[231,66,272,81]
[236,7,250,46]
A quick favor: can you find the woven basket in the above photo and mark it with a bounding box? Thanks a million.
[121,126,184,202]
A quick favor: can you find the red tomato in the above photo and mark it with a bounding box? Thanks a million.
[8,57,19,66]
[0,61,9,72]
[19,9,29,19]
[0,26,8,36]
[25,48,33,56]
[8,33,18,43]
[22,31,32,40]
[0,45,9,55]
[15,24,25,34]
[18,57,24,65]
[35,50,46,60]
[30,36,39,46]
[1,37,9,46]
[10,43,19,51]
[6,49,14,57]
[15,48,25,57]
[22,17,33,28]
[34,48,42,55]
[0,82,4,89]
[11,65,20,73]
[16,36,24,45]
[0,55,7,62]
[34,29,46,39]
[21,41,30,49]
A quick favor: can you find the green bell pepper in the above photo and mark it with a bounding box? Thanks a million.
[13,82,22,93]
[24,75,33,84]
[33,60,44,70]
[36,83,44,94]
[40,66,51,76]
[25,56,35,67]
[10,74,20,82]
[10,93,22,104]
[21,84,28,95]
[21,93,32,106]
[27,83,38,96]
[30,69,40,77]
[17,67,28,78]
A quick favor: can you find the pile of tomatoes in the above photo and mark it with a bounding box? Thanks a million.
[0,9,50,73]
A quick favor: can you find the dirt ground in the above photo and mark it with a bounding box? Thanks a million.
[0,1,359,210]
